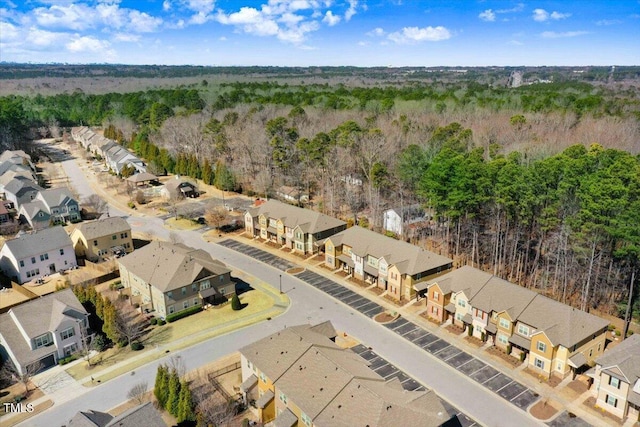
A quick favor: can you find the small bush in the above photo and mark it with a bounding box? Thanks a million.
[506,344,512,355]
[131,342,144,351]
[92,334,107,352]
[607,324,615,331]
[109,281,123,290]
[242,419,250,427]
[157,319,166,325]
[481,332,486,342]
[166,305,202,323]
[519,352,526,362]
[467,325,474,336]
[149,317,158,325]
[58,354,79,365]
[615,330,622,337]
[127,201,135,209]
[231,294,242,311]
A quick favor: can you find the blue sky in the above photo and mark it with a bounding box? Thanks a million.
[1,0,638,66]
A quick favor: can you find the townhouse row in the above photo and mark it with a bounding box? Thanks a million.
[71,127,146,175]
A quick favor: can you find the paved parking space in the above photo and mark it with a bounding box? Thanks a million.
[546,411,592,427]
[219,239,541,416]
[349,344,478,426]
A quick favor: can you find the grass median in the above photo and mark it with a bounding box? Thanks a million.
[66,288,288,384]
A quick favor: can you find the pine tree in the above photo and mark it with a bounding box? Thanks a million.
[231,294,242,311]
[154,365,168,409]
[202,159,214,185]
[177,380,194,422]
[166,369,181,416]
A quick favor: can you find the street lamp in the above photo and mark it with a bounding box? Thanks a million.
[279,274,282,294]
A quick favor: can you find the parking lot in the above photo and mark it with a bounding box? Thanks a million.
[218,239,295,271]
[350,344,479,427]
[217,239,541,415]
[381,317,540,411]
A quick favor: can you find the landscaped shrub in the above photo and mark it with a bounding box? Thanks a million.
[506,344,512,355]
[467,325,474,336]
[166,306,202,323]
[131,342,144,351]
[127,201,135,209]
[92,334,107,352]
[157,319,166,325]
[481,332,486,342]
[58,354,79,365]
[519,352,526,362]
[231,294,242,311]
[149,317,158,325]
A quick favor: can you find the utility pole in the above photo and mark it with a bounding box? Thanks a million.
[279,274,282,294]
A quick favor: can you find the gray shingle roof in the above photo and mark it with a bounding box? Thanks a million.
[596,335,640,385]
[73,217,131,241]
[68,409,113,427]
[3,178,42,198]
[469,275,537,319]
[105,402,165,427]
[329,226,452,276]
[250,200,346,235]
[117,241,231,292]
[424,265,492,296]
[19,200,48,220]
[2,226,73,260]
[37,187,76,209]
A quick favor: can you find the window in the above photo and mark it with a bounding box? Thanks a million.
[64,343,78,356]
[193,298,199,305]
[498,333,508,345]
[31,257,36,264]
[192,284,197,292]
[433,291,439,300]
[606,395,618,407]
[499,318,510,329]
[458,299,466,307]
[200,280,211,290]
[34,334,52,349]
[120,232,128,238]
[609,376,620,389]
[537,341,547,352]
[598,343,602,352]
[40,253,49,261]
[167,291,173,298]
[247,360,252,369]
[93,240,98,246]
[518,324,530,337]
[589,349,593,357]
[168,305,174,314]
[59,249,64,255]
[301,412,312,426]
[60,327,75,340]
[112,235,117,240]
[260,372,266,383]
[534,358,545,369]
[279,391,288,404]
[556,362,563,372]
[181,287,186,296]
[19,260,24,267]
[183,301,189,309]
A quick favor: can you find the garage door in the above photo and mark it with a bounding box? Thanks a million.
[32,354,56,373]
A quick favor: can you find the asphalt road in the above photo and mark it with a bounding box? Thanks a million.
[21,155,545,427]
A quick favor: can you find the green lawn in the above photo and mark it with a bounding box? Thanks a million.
[66,289,285,383]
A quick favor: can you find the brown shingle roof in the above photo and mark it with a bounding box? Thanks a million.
[596,335,640,385]
[117,241,231,292]
[73,217,131,241]
[250,200,346,235]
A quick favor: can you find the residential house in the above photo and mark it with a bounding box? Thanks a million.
[324,226,452,301]
[0,226,76,284]
[0,202,10,223]
[104,145,146,175]
[161,177,198,199]
[422,266,609,379]
[0,288,89,375]
[2,177,43,209]
[382,204,431,237]
[0,150,35,172]
[276,185,309,204]
[19,187,80,228]
[590,335,640,421]
[67,402,166,427]
[71,216,133,262]
[239,322,458,427]
[117,241,233,318]
[244,200,347,255]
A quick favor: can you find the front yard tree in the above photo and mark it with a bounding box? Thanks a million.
[166,369,182,416]
[114,301,144,347]
[204,206,228,230]
[154,365,169,409]
[177,380,195,422]
[127,381,148,405]
[231,294,241,311]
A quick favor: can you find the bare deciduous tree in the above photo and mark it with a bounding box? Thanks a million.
[83,194,109,215]
[204,206,228,230]
[0,361,43,396]
[127,381,149,405]
[114,301,145,347]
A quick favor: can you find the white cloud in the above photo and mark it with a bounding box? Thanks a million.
[550,11,571,20]
[66,35,110,52]
[184,0,216,15]
[114,33,141,42]
[479,9,495,22]
[26,26,67,47]
[345,0,357,21]
[388,26,451,44]
[541,30,588,38]
[596,19,621,26]
[532,9,549,22]
[533,8,571,22]
[163,1,172,11]
[496,3,524,13]
[323,10,340,26]
[129,10,162,32]
[34,3,96,31]
[366,27,385,37]
[0,21,20,41]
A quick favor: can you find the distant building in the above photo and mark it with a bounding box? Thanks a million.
[71,216,133,262]
[276,185,309,204]
[0,226,76,284]
[161,177,198,199]
[0,288,89,375]
[382,204,430,236]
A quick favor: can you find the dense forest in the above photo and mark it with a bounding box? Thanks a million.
[0,65,639,322]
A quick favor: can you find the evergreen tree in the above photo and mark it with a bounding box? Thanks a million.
[201,159,214,185]
[176,380,194,422]
[231,294,242,311]
[154,365,168,409]
[166,369,181,416]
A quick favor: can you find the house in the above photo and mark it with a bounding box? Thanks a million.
[0,288,89,375]
[19,187,80,228]
[0,202,10,223]
[382,204,431,236]
[0,150,35,172]
[67,402,166,427]
[244,199,347,255]
[324,226,452,301]
[71,216,133,262]
[239,322,457,427]
[0,226,76,284]
[2,177,43,209]
[421,266,609,379]
[161,177,198,199]
[590,335,640,421]
[117,241,233,318]
[104,145,146,175]
[276,185,309,204]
